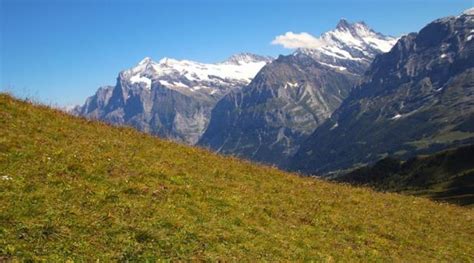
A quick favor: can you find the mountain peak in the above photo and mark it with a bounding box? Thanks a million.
[336,19,371,32]
[138,56,154,65]
[336,18,351,29]
[118,52,271,95]
[157,57,178,65]
[294,19,397,66]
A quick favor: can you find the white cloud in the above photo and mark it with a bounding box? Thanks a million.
[271,32,326,49]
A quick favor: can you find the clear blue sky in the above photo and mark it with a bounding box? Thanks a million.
[1,0,471,106]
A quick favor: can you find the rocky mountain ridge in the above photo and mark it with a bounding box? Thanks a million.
[198,19,397,167]
[74,53,272,144]
[291,10,474,174]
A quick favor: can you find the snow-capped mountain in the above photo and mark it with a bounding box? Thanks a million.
[74,53,272,144]
[120,53,272,96]
[295,19,398,74]
[76,19,396,160]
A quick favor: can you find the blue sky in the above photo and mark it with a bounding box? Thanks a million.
[1,0,472,106]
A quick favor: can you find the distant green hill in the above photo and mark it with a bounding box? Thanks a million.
[1,94,473,261]
[335,145,474,207]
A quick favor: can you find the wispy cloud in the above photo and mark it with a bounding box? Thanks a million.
[271,32,326,49]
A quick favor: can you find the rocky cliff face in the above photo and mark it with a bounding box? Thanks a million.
[199,20,397,167]
[74,53,272,144]
[291,10,474,174]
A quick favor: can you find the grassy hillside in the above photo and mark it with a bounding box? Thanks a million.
[0,94,473,261]
[335,145,474,207]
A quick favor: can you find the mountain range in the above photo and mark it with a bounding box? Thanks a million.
[291,8,474,174]
[198,20,396,167]
[74,53,272,144]
[75,9,474,175]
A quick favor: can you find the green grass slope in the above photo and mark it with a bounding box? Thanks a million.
[335,145,474,207]
[1,94,473,261]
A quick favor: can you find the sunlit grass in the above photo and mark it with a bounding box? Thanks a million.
[1,94,473,261]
